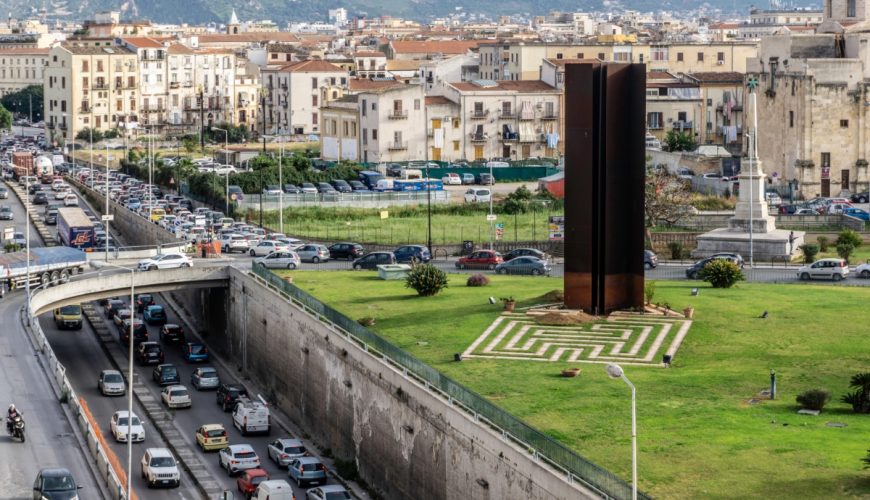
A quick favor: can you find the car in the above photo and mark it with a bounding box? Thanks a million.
[332,179,352,193]
[855,261,870,278]
[0,186,7,199]
[464,188,492,203]
[159,323,185,343]
[237,468,270,497]
[135,293,155,313]
[136,341,165,365]
[850,191,869,203]
[393,245,431,263]
[232,396,271,435]
[386,163,404,177]
[644,250,658,269]
[282,184,302,194]
[825,202,854,215]
[195,423,229,451]
[249,240,290,257]
[778,204,799,215]
[795,208,816,215]
[262,185,282,195]
[843,207,870,221]
[0,206,12,220]
[191,366,220,390]
[63,193,78,206]
[349,180,370,192]
[287,457,327,487]
[216,383,249,412]
[267,438,308,468]
[300,182,318,194]
[456,250,503,270]
[143,304,167,325]
[441,172,461,185]
[501,248,547,262]
[701,172,722,179]
[137,253,193,271]
[494,256,551,276]
[295,244,330,263]
[708,252,745,268]
[685,255,743,279]
[477,172,494,185]
[183,342,210,363]
[140,448,180,488]
[461,173,476,185]
[352,251,396,270]
[152,364,180,386]
[161,385,192,408]
[317,182,337,194]
[676,167,695,179]
[104,299,126,319]
[219,444,262,476]
[32,468,82,499]
[220,233,250,253]
[10,231,26,247]
[306,485,352,500]
[44,209,58,225]
[118,318,148,345]
[327,242,364,260]
[33,191,49,204]
[110,410,145,442]
[98,369,126,396]
[254,250,301,270]
[763,192,782,207]
[797,258,850,281]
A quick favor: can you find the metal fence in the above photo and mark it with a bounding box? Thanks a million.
[237,190,451,210]
[251,264,648,500]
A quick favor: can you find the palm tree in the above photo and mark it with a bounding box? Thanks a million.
[841,372,870,413]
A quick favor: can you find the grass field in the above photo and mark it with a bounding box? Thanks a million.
[285,271,870,499]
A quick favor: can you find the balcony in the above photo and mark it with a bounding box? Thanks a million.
[388,110,408,120]
[499,111,516,119]
[499,132,518,142]
[142,107,165,113]
[540,113,559,121]
[169,82,179,89]
[92,82,109,90]
[387,141,408,151]
[183,81,193,87]
[672,120,694,130]
[518,113,535,121]
[519,134,539,143]
[470,110,489,120]
[79,105,90,113]
[59,123,68,130]
[470,133,488,143]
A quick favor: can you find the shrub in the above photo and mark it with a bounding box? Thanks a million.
[799,243,820,263]
[863,449,870,469]
[357,316,375,327]
[836,229,862,249]
[841,372,870,413]
[796,389,831,411]
[405,264,448,296]
[836,242,855,262]
[644,281,656,304]
[667,241,684,260]
[816,236,830,252]
[466,273,490,287]
[701,259,744,288]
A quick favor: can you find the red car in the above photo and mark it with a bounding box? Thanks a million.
[237,468,269,498]
[455,250,503,270]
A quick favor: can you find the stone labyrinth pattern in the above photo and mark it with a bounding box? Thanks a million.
[462,312,692,367]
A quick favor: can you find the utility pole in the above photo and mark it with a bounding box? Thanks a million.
[199,89,205,151]
[260,92,267,153]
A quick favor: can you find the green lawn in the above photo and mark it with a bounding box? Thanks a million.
[286,271,870,499]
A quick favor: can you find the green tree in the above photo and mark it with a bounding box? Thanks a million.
[701,259,744,288]
[799,243,820,263]
[0,104,11,131]
[76,127,103,142]
[405,264,448,296]
[841,372,870,413]
[645,164,694,241]
[664,130,696,152]
[836,229,862,249]
[0,85,43,121]
[836,242,855,262]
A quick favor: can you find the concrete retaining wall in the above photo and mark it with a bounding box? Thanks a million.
[175,268,596,500]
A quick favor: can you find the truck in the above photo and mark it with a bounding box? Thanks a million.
[57,207,95,250]
[0,246,87,291]
[358,170,383,190]
[11,151,33,178]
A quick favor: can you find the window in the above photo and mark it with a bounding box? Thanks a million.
[789,111,794,128]
[311,77,317,89]
[577,52,584,58]
[848,0,856,17]
[453,140,460,151]
[677,111,687,122]
[60,101,66,112]
[393,130,402,144]
[452,118,460,128]
[647,112,663,129]
[556,53,563,59]
[414,99,420,110]
[61,76,65,88]
[97,60,103,72]
[597,52,605,60]
[371,102,376,111]
[372,129,378,140]
[82,77,88,88]
[361,99,367,116]
[717,52,725,62]
[362,128,367,144]
[82,60,88,72]
[821,152,831,168]
[312,95,318,106]
[128,76,135,87]
[697,52,704,62]
[840,119,849,128]
[677,52,684,62]
[116,99,122,111]
[343,121,349,136]
[312,112,318,124]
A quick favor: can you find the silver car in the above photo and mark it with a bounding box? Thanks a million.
[190,366,220,390]
[254,250,301,269]
[99,369,126,396]
[295,244,330,263]
[267,438,308,467]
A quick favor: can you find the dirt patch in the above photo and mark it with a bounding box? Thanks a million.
[538,290,565,303]
[534,311,597,325]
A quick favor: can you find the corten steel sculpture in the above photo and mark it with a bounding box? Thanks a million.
[563,62,646,314]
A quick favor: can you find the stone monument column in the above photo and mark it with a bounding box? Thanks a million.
[729,158,775,234]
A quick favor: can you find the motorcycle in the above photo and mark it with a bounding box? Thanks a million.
[6,414,25,442]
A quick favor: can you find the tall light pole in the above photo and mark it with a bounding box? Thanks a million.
[605,364,637,500]
[148,129,153,220]
[212,127,229,214]
[489,161,494,250]
[105,143,110,261]
[89,261,135,500]
[278,134,284,234]
[24,175,31,315]
[425,162,432,252]
[89,127,94,190]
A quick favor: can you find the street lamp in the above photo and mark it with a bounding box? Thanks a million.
[212,127,230,214]
[105,143,111,261]
[425,162,432,252]
[258,88,268,153]
[24,175,31,314]
[88,261,136,500]
[278,134,284,234]
[605,363,637,500]
[489,161,494,250]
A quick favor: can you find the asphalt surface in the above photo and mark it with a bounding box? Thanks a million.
[1,178,45,246]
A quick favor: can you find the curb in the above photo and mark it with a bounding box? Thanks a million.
[80,302,223,499]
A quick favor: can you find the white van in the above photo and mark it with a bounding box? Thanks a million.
[485,160,509,168]
[402,168,423,180]
[374,179,394,192]
[252,480,295,500]
[232,396,270,435]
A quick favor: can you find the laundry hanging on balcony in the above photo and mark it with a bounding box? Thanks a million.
[545,124,560,148]
[518,122,536,142]
[433,127,444,148]
[502,124,518,140]
[520,100,535,120]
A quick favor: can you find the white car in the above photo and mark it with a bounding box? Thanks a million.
[137,253,193,271]
[249,240,290,257]
[140,448,180,488]
[54,188,70,200]
[218,444,261,475]
[254,250,301,270]
[306,485,352,500]
[63,194,79,206]
[219,233,250,253]
[765,192,783,207]
[797,258,850,281]
[161,385,192,408]
[464,188,492,203]
[110,410,145,442]
[214,165,237,175]
[441,173,461,185]
[11,231,26,247]
[855,262,870,279]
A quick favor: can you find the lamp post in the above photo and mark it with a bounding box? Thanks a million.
[425,162,432,252]
[198,87,205,151]
[89,261,136,500]
[212,127,229,214]
[89,127,94,189]
[489,161,494,250]
[24,175,31,313]
[278,134,284,234]
[105,143,111,261]
[605,364,637,500]
[259,88,267,153]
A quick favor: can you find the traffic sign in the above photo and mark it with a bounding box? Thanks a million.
[101,214,114,222]
[486,214,497,221]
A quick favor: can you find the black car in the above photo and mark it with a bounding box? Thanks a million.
[331,180,352,193]
[33,467,82,499]
[104,299,126,319]
[644,250,658,269]
[348,180,371,193]
[28,183,44,195]
[216,383,248,412]
[283,184,302,194]
[32,191,48,204]
[502,248,547,262]
[152,363,180,386]
[386,163,404,177]
[135,293,154,313]
[118,318,148,345]
[478,173,494,185]
[850,191,869,203]
[685,254,743,279]
[136,341,165,365]
[317,182,337,194]
[352,251,397,270]
[328,242,364,260]
[159,323,185,343]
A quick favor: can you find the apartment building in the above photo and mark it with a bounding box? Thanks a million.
[738,8,824,39]
[358,83,426,163]
[684,72,745,147]
[442,79,562,161]
[354,51,387,77]
[645,72,702,144]
[425,95,462,162]
[0,47,49,96]
[261,59,348,135]
[420,54,480,95]
[43,43,138,144]
[119,37,169,128]
[388,40,482,61]
[320,94,360,161]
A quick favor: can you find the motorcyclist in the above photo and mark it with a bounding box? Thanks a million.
[6,404,20,433]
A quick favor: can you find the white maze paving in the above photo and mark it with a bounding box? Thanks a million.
[462,312,692,366]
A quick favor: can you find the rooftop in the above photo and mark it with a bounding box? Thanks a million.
[120,36,171,48]
[425,95,455,106]
[269,59,346,73]
[686,71,744,84]
[390,40,482,55]
[448,80,558,93]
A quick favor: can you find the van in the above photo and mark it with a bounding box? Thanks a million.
[232,396,270,435]
[252,479,295,500]
[53,304,83,330]
[374,179,394,192]
[401,168,423,180]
